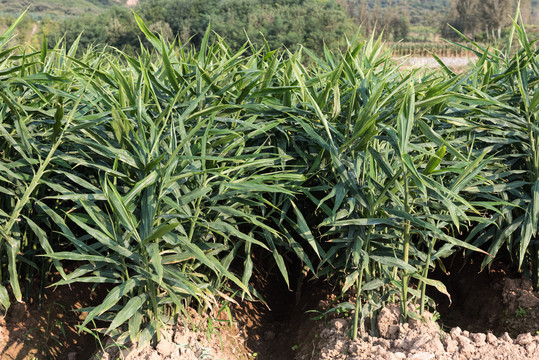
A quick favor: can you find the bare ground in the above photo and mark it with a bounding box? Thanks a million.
[396,56,478,70]
[302,305,539,360]
[1,262,538,360]
[92,273,539,360]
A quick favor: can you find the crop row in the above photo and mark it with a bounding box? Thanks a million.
[0,13,537,347]
[391,41,480,57]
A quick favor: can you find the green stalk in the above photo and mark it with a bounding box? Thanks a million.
[352,269,364,340]
[529,120,539,290]
[148,280,161,342]
[532,243,539,290]
[401,168,411,321]
[0,86,88,302]
[188,196,204,243]
[352,225,373,339]
[420,236,435,316]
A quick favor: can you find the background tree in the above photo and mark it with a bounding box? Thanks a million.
[211,0,265,49]
[57,6,139,53]
[137,0,212,48]
[480,0,514,39]
[390,15,410,41]
[338,0,370,28]
[453,0,480,38]
[520,0,532,24]
[138,0,354,54]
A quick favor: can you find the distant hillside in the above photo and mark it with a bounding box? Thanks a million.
[367,0,450,24]
[406,0,450,24]
[369,0,449,12]
[360,0,537,26]
[0,0,135,19]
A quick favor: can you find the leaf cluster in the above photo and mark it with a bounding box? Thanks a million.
[0,11,537,346]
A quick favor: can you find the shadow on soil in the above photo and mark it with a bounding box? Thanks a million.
[429,253,539,337]
[232,263,336,360]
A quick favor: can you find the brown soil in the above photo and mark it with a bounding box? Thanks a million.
[92,271,539,360]
[302,305,539,360]
[297,256,539,360]
[92,308,252,360]
[232,277,337,360]
[3,256,539,360]
[430,256,539,337]
[398,56,478,69]
[0,278,106,360]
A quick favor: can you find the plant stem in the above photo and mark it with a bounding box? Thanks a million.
[401,168,411,321]
[352,270,364,340]
[528,118,538,290]
[420,236,435,316]
[149,280,161,342]
[532,243,539,290]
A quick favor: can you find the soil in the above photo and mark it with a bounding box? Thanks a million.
[0,277,106,360]
[295,256,539,360]
[399,56,478,69]
[90,308,252,360]
[231,277,338,360]
[2,257,539,360]
[429,256,539,337]
[301,306,539,360]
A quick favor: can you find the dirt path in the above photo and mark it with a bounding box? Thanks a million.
[92,271,539,360]
[2,258,538,360]
[396,56,478,70]
[306,309,539,360]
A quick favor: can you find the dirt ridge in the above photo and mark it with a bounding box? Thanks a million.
[306,305,539,360]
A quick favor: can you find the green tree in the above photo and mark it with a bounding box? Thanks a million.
[520,0,532,24]
[55,6,139,54]
[263,0,353,53]
[390,15,410,41]
[211,0,265,48]
[454,0,480,38]
[479,0,513,39]
[55,0,355,55]
[137,0,212,47]
[441,0,481,39]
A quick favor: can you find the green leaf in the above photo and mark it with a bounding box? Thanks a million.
[176,236,250,294]
[208,221,269,250]
[138,322,155,349]
[0,10,26,48]
[263,231,289,288]
[370,255,417,273]
[81,278,139,329]
[129,309,143,344]
[343,270,359,293]
[290,200,321,259]
[519,180,539,267]
[178,187,212,206]
[24,216,66,279]
[397,83,415,155]
[106,294,149,335]
[0,285,10,312]
[402,153,427,195]
[124,171,158,205]
[133,12,161,49]
[423,145,446,175]
[148,243,163,285]
[362,279,385,291]
[103,179,139,239]
[46,252,123,265]
[143,222,179,244]
[412,273,451,304]
[6,231,21,302]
